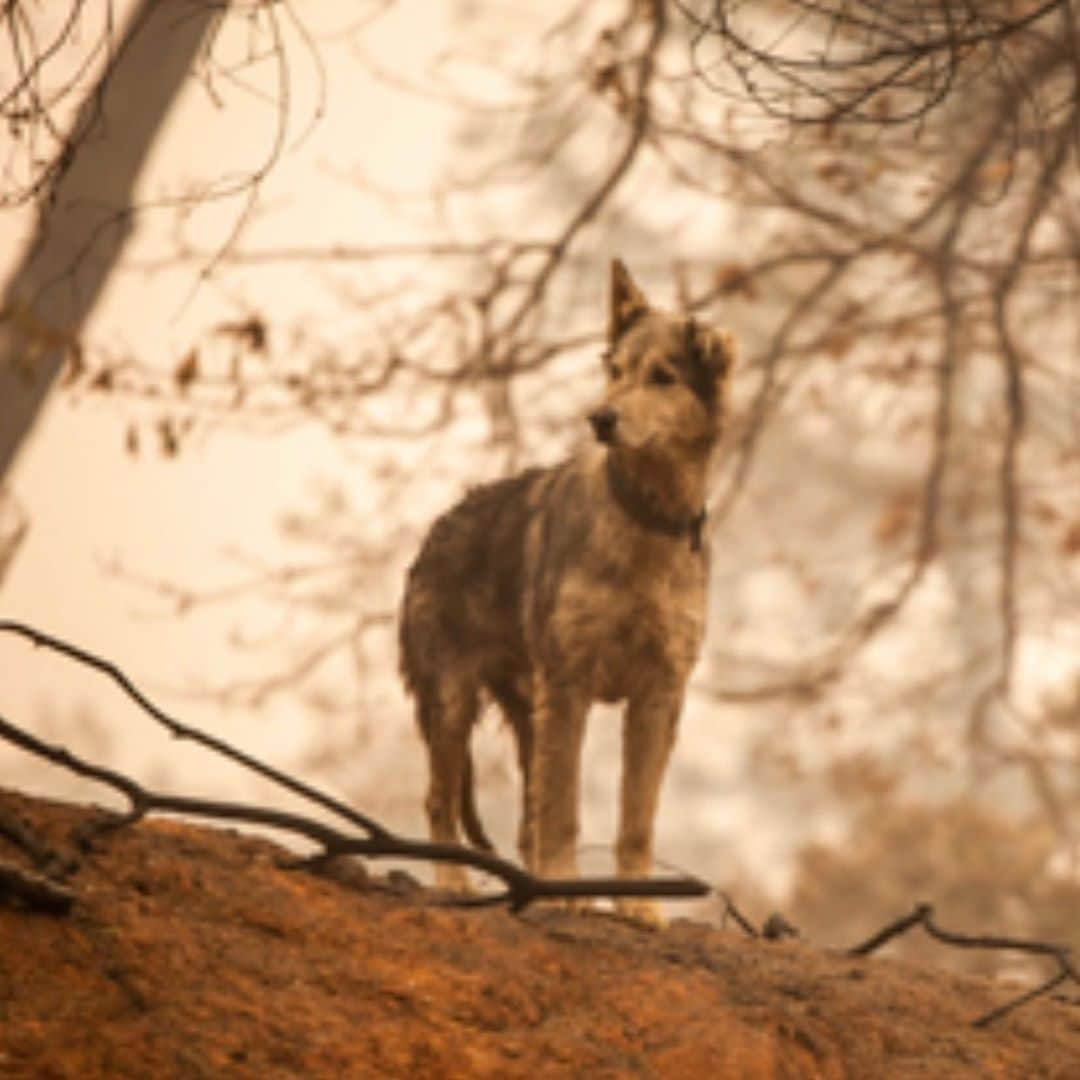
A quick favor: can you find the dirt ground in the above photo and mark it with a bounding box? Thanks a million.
[0,787,1077,1079]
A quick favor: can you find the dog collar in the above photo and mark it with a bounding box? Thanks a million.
[605,455,706,552]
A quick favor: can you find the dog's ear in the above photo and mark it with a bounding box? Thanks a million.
[687,319,737,381]
[711,328,738,380]
[609,258,649,344]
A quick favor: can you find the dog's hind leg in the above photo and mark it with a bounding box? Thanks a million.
[418,676,479,891]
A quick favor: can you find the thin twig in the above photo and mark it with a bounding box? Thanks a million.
[0,622,709,914]
[847,902,1080,1027]
[0,620,390,840]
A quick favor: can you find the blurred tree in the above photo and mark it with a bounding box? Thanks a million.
[0,0,222,478]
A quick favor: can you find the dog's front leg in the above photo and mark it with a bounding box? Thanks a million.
[615,685,683,927]
[529,673,589,881]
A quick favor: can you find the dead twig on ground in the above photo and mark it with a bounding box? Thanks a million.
[848,902,1080,1027]
[0,620,708,913]
[0,856,75,914]
[2,620,1075,1026]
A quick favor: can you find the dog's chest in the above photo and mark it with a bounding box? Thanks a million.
[544,551,707,700]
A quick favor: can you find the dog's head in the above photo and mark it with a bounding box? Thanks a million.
[588,259,736,456]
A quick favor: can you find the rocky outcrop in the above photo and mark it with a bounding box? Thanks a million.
[0,789,1076,1078]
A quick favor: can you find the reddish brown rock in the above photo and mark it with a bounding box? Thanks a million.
[0,789,1077,1078]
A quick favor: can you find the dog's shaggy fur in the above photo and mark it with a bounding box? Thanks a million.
[400,259,736,923]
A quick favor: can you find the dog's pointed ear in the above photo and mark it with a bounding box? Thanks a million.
[708,328,738,380]
[687,318,737,381]
[609,258,648,343]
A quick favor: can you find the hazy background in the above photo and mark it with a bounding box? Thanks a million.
[2,0,1077,965]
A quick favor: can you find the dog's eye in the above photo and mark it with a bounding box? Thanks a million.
[648,366,675,387]
[609,362,623,380]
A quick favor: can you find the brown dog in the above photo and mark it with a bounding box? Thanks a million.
[399,259,736,924]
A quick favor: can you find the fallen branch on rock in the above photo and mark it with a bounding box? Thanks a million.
[2,620,1076,1027]
[849,901,1079,1027]
[0,620,708,913]
[0,855,76,914]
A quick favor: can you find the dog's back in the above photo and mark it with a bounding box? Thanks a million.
[400,465,545,705]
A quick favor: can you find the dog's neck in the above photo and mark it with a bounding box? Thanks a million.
[604,449,709,552]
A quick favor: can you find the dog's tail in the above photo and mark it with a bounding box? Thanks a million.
[400,593,494,854]
[459,748,494,852]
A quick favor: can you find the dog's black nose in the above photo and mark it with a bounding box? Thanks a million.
[588,406,618,443]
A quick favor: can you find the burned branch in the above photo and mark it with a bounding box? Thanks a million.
[849,902,1080,1027]
[3,623,1077,1028]
[0,621,708,913]
[0,856,75,915]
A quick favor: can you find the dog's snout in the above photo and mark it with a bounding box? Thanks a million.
[588,405,618,443]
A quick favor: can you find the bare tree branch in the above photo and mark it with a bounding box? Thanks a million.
[848,901,1080,1027]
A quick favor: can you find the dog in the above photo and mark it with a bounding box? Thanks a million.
[399,259,736,924]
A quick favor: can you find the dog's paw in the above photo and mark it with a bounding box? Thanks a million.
[614,897,666,929]
[562,897,595,915]
[433,863,472,894]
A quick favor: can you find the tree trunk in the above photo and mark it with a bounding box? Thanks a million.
[0,0,221,480]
